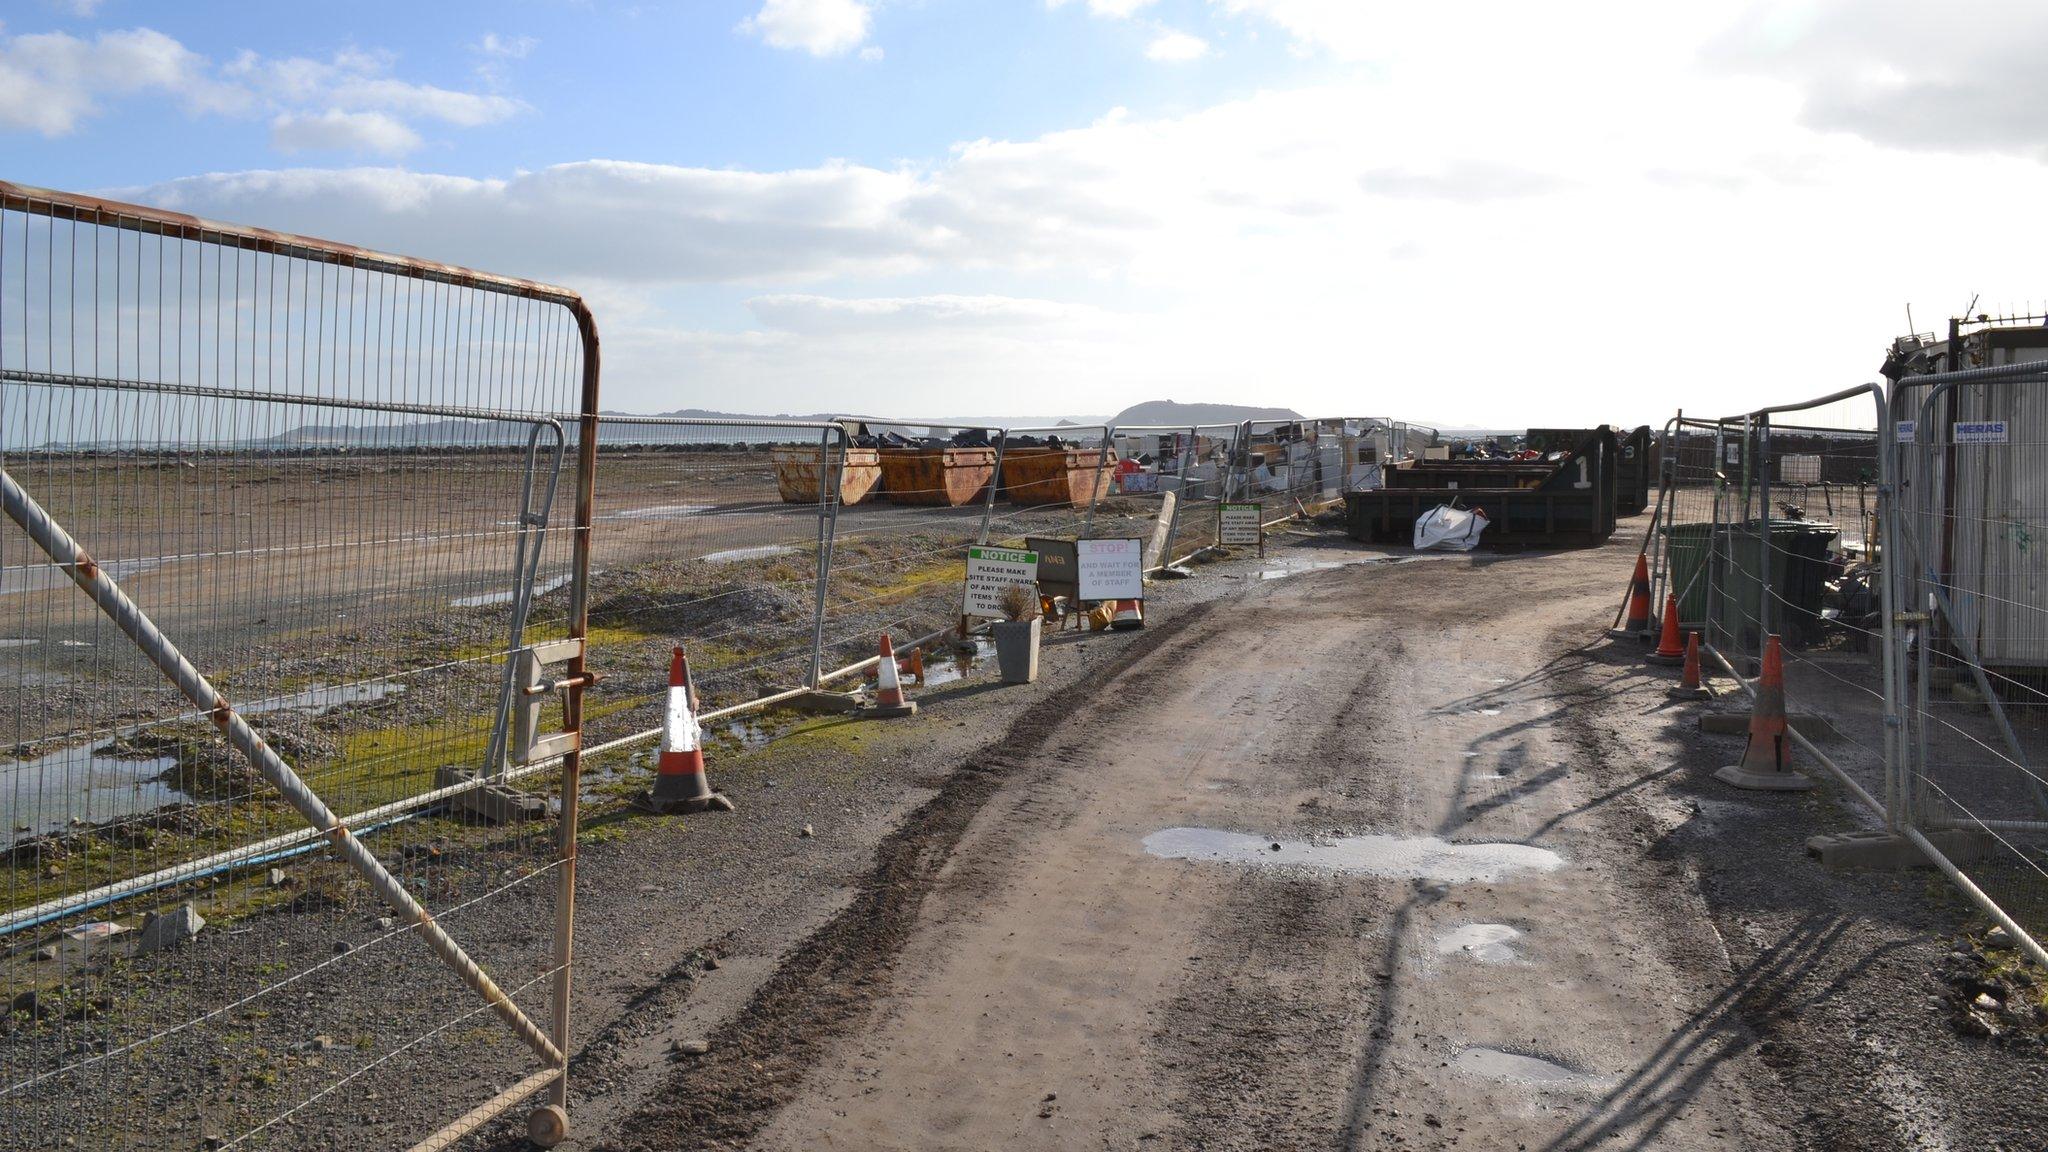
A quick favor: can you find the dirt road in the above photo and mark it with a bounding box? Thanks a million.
[599,544,1767,1150]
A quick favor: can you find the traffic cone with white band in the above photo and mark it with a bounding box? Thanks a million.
[1110,599,1144,631]
[865,632,918,718]
[1648,593,1686,665]
[643,646,734,813]
[1713,636,1811,791]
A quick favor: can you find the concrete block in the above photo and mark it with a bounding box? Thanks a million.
[1806,828,1996,870]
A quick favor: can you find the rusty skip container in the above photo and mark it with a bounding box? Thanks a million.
[879,446,998,506]
[1001,446,1115,507]
[771,445,883,505]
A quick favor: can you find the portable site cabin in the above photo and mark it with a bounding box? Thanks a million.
[1885,319,2048,671]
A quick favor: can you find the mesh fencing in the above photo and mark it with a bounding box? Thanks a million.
[1899,364,2048,953]
[0,188,592,1147]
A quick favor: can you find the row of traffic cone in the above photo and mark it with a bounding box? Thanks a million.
[643,630,927,815]
[1612,554,1806,791]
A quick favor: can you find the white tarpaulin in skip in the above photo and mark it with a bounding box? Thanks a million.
[1414,504,1488,551]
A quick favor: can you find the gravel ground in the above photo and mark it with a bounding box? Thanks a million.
[9,513,2046,1150]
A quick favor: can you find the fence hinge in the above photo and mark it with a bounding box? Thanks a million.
[1883,713,1902,729]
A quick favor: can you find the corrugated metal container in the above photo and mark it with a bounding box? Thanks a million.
[879,447,997,506]
[1001,447,1114,507]
[771,446,882,505]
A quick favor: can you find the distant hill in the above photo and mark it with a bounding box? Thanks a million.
[1108,399,1302,427]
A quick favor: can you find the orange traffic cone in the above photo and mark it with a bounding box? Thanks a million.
[1647,594,1686,665]
[1609,553,1653,640]
[643,647,734,813]
[1713,636,1811,791]
[1668,633,1710,700]
[865,632,918,718]
[1110,599,1145,631]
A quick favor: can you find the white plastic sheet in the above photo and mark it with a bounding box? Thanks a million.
[1414,504,1488,551]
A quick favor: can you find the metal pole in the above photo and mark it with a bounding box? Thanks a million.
[978,427,1007,546]
[1758,413,1774,645]
[0,466,563,1068]
[1159,425,1194,564]
[809,424,836,688]
[484,422,566,783]
[549,308,604,1113]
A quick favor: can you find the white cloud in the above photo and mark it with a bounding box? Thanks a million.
[225,48,522,127]
[474,33,537,60]
[0,25,521,145]
[105,13,2048,422]
[1707,0,2048,159]
[271,109,422,156]
[741,0,874,57]
[0,26,242,135]
[746,294,1105,334]
[1145,29,1209,62]
[54,0,104,15]
[1048,0,1160,16]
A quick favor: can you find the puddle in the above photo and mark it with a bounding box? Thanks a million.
[452,572,576,608]
[1468,708,1503,717]
[1257,556,1374,581]
[0,639,38,650]
[699,545,796,565]
[918,638,994,689]
[714,717,773,749]
[0,741,179,835]
[1434,923,1523,964]
[241,681,403,717]
[1453,1047,1605,1090]
[1141,827,1564,883]
[1,681,404,834]
[599,503,713,521]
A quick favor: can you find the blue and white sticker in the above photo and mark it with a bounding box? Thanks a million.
[1895,419,1916,443]
[1955,420,2009,444]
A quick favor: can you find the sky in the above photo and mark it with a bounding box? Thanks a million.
[3,0,2048,425]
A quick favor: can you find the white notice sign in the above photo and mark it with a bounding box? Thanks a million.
[1076,538,1145,601]
[1220,503,1263,546]
[1895,420,1916,444]
[1955,420,2009,444]
[964,546,1038,619]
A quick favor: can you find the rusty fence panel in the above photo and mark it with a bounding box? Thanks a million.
[0,184,597,1149]
[1899,361,2048,968]
[556,415,848,777]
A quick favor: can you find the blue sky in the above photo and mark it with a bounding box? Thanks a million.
[5,1,2048,422]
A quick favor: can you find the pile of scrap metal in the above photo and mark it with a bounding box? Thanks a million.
[1344,426,1625,548]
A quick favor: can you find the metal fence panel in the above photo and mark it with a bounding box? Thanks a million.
[0,184,596,1148]
[1901,363,2048,963]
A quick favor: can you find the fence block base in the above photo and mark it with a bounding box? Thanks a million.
[1806,828,1995,870]
[786,689,864,714]
[1698,712,1839,741]
[434,767,551,824]
[1713,764,1815,791]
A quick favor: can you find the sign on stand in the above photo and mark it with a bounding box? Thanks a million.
[964,546,1039,619]
[1076,538,1145,601]
[1220,502,1264,553]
